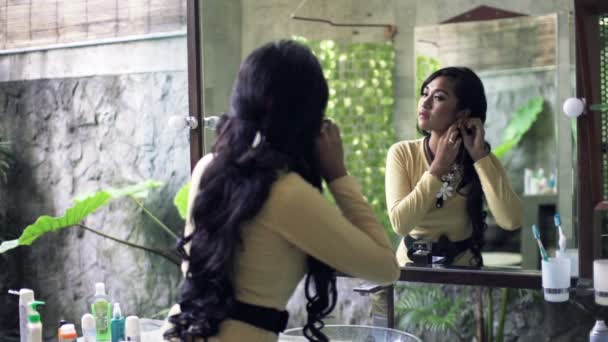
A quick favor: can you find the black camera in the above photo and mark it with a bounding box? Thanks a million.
[410,240,433,265]
[409,240,447,265]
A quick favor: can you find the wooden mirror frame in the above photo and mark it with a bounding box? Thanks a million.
[574,0,607,279]
[184,0,605,289]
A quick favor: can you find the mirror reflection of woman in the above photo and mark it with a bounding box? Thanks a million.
[162,40,399,342]
[386,67,523,267]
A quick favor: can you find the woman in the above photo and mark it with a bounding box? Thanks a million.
[386,66,523,267]
[162,40,399,342]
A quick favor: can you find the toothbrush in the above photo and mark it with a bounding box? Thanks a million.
[554,213,567,253]
[532,224,550,262]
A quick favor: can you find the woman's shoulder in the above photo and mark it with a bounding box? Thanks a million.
[270,172,318,199]
[388,138,425,159]
[192,153,215,177]
[255,172,325,224]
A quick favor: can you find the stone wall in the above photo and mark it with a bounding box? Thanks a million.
[0,71,190,340]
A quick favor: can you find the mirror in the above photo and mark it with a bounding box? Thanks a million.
[411,8,577,273]
[199,0,577,280]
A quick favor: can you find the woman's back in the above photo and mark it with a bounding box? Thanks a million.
[164,40,398,342]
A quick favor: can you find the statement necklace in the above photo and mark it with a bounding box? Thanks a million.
[423,137,463,208]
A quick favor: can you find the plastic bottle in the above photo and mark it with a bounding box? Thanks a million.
[81,313,97,342]
[57,319,68,339]
[110,302,125,342]
[548,173,557,193]
[26,301,45,342]
[58,323,78,342]
[537,168,547,193]
[524,168,533,194]
[125,316,141,342]
[91,283,112,341]
[17,289,34,342]
[590,319,608,341]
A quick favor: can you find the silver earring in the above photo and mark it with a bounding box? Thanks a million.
[251,131,263,148]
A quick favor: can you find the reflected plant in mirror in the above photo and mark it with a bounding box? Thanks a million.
[296,36,398,241]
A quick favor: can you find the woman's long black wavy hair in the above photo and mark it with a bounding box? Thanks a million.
[419,66,489,267]
[163,40,337,341]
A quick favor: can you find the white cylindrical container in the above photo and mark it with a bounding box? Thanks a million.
[18,289,34,342]
[26,312,42,342]
[524,168,533,194]
[541,257,571,302]
[81,313,96,342]
[556,249,579,277]
[125,316,141,342]
[590,320,608,341]
[26,321,42,342]
[26,300,44,342]
[594,259,608,306]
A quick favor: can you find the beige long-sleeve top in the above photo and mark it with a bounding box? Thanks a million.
[163,154,400,342]
[385,139,523,266]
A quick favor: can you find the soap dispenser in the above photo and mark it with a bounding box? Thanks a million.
[26,301,45,342]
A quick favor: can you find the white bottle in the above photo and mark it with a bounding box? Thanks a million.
[18,289,34,342]
[26,301,45,342]
[125,316,141,342]
[26,320,41,342]
[81,313,97,342]
[590,319,608,341]
[524,168,533,194]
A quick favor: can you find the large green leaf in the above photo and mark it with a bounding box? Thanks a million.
[502,97,543,141]
[493,96,544,159]
[0,180,163,254]
[493,136,520,159]
[173,182,190,220]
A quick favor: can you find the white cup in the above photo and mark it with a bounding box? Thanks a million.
[556,249,579,277]
[541,257,571,302]
[594,259,608,306]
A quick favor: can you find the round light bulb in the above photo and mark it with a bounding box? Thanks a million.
[168,115,186,130]
[562,97,585,118]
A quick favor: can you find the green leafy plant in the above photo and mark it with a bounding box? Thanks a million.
[296,37,397,240]
[0,180,191,266]
[173,182,190,220]
[493,97,544,159]
[395,284,470,341]
[415,56,441,138]
[396,284,542,342]
[0,139,12,182]
[416,55,441,103]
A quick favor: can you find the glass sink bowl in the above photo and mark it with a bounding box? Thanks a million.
[279,325,422,342]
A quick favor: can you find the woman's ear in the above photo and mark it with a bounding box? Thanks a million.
[456,109,471,121]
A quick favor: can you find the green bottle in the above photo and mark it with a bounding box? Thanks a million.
[91,283,112,341]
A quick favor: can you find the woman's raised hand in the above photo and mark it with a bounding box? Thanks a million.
[429,124,462,178]
[459,118,488,162]
[316,119,348,182]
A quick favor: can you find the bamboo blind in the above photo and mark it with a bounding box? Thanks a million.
[0,0,186,50]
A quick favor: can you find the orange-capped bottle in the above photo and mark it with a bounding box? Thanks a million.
[58,323,78,342]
